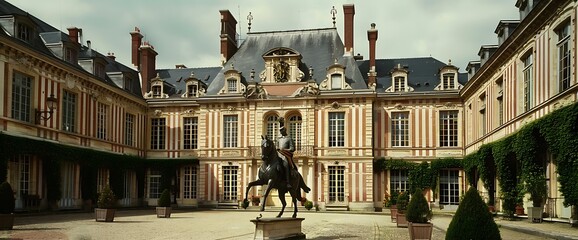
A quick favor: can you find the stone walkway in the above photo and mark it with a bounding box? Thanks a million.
[0,209,576,239]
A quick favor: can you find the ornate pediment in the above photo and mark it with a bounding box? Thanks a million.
[261,47,304,84]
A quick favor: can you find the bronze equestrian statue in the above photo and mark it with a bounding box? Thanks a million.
[243,129,310,218]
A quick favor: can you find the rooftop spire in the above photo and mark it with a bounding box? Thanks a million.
[331,6,337,28]
[247,12,253,33]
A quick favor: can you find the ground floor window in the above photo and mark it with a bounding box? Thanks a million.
[389,169,408,194]
[183,165,197,199]
[97,168,109,193]
[439,169,459,205]
[328,165,345,202]
[148,169,162,199]
[9,154,31,197]
[222,166,238,201]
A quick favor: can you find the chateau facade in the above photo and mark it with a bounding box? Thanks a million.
[0,0,576,219]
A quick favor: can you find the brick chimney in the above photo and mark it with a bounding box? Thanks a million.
[130,27,143,68]
[343,4,355,55]
[67,27,82,44]
[219,10,238,65]
[139,42,157,96]
[367,23,378,86]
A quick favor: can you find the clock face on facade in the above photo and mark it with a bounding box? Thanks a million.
[274,61,290,82]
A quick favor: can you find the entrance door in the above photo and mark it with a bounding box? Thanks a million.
[328,166,345,203]
[440,169,459,205]
[222,166,238,201]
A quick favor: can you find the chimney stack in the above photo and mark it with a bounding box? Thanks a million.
[130,27,143,68]
[107,52,116,61]
[219,10,238,65]
[67,27,82,44]
[367,23,378,87]
[139,42,158,96]
[343,4,355,55]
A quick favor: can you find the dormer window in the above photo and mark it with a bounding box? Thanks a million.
[442,74,455,89]
[17,22,32,42]
[220,68,245,94]
[331,74,342,89]
[261,47,304,83]
[227,78,238,92]
[124,77,132,91]
[94,63,105,79]
[394,77,405,91]
[152,86,161,97]
[188,85,198,97]
[64,47,77,64]
[320,61,350,90]
[386,64,413,93]
[436,62,461,91]
[183,72,206,98]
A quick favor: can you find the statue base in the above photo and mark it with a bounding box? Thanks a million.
[250,217,306,240]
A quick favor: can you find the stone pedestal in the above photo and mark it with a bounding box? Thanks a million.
[250,217,306,240]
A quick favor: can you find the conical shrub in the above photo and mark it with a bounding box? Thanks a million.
[446,187,501,240]
[406,189,432,223]
[157,189,171,207]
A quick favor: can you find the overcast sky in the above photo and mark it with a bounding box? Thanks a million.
[12,0,519,71]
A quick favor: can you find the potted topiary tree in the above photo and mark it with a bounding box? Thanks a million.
[406,189,433,240]
[446,187,501,240]
[95,185,117,222]
[0,182,15,230]
[388,191,399,223]
[526,175,547,223]
[304,200,313,211]
[396,191,409,228]
[156,189,172,218]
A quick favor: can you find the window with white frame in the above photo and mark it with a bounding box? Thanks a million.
[394,77,405,92]
[442,73,455,89]
[97,103,107,140]
[152,85,161,97]
[227,78,237,93]
[223,115,238,148]
[288,115,302,150]
[9,155,31,197]
[148,169,162,198]
[265,115,279,141]
[183,117,198,149]
[391,112,409,147]
[183,165,197,199]
[11,72,32,122]
[96,168,109,193]
[557,21,571,92]
[16,22,31,42]
[523,53,533,112]
[62,90,76,132]
[187,84,198,97]
[331,74,342,90]
[328,112,345,147]
[439,111,458,147]
[125,113,134,146]
[389,169,408,193]
[222,166,238,201]
[151,118,166,150]
[328,166,345,202]
[439,169,459,205]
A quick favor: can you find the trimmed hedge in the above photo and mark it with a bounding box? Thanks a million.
[406,189,431,223]
[446,187,501,240]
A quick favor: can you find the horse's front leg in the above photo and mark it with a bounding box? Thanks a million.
[277,191,287,218]
[261,180,274,212]
[244,179,266,206]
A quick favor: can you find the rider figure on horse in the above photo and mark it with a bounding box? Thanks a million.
[277,125,296,189]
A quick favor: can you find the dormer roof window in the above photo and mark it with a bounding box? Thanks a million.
[17,22,32,42]
[385,63,413,93]
[145,73,168,99]
[219,68,245,94]
[319,61,351,90]
[435,61,462,91]
[182,72,206,98]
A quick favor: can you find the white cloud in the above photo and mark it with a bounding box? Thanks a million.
[11,0,519,70]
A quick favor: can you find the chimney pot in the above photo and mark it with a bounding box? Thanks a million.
[343,4,355,55]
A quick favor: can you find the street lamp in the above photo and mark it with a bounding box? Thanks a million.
[35,93,57,124]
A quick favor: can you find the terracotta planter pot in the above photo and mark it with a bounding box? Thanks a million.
[390,208,398,222]
[0,213,14,230]
[396,213,408,228]
[408,222,433,240]
[156,207,172,218]
[515,205,525,215]
[95,208,116,222]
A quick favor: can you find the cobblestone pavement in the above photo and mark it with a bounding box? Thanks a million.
[0,209,565,240]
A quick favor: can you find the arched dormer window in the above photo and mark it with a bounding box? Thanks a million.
[145,73,168,99]
[435,61,462,91]
[261,47,304,83]
[386,64,413,92]
[220,68,245,94]
[320,61,351,90]
[182,71,206,98]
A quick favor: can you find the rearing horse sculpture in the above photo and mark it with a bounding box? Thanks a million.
[244,136,310,218]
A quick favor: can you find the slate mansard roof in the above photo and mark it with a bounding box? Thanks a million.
[205,28,368,95]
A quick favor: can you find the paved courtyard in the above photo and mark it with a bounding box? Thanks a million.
[0,209,561,239]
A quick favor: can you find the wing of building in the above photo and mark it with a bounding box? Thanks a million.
[1,0,577,221]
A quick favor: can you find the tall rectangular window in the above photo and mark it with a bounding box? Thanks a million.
[10,155,31,197]
[391,112,409,147]
[148,169,161,198]
[497,80,504,126]
[328,166,345,202]
[152,86,161,97]
[523,53,533,112]
[265,115,279,141]
[11,72,32,122]
[183,166,197,199]
[288,115,302,150]
[557,21,571,92]
[125,113,135,146]
[223,115,238,148]
[439,111,458,147]
[62,91,76,132]
[389,169,408,193]
[331,74,342,90]
[440,169,459,205]
[97,103,107,140]
[443,73,455,89]
[187,84,198,97]
[479,95,486,136]
[17,23,31,42]
[151,118,166,149]
[96,168,109,193]
[123,77,132,91]
[227,79,237,92]
[394,77,405,92]
[328,112,345,147]
[222,166,238,201]
[183,117,198,149]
